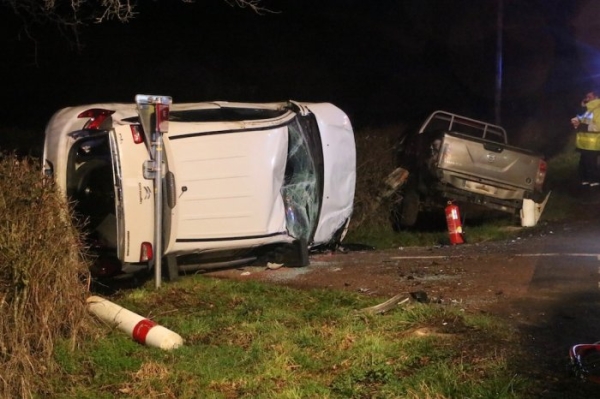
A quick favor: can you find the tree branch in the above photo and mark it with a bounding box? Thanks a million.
[1,0,270,26]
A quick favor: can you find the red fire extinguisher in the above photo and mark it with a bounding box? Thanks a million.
[445,201,465,245]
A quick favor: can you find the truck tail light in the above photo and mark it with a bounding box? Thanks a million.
[140,242,153,262]
[130,125,146,144]
[77,108,115,130]
[535,159,547,191]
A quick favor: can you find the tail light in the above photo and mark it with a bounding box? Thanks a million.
[77,108,115,130]
[140,242,153,262]
[535,159,547,191]
[156,103,170,133]
[130,125,146,144]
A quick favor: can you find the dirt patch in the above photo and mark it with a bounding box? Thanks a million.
[203,238,538,314]
[199,218,600,397]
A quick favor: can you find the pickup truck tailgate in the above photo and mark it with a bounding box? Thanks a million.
[438,132,541,196]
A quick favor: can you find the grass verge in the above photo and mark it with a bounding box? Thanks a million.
[53,276,525,398]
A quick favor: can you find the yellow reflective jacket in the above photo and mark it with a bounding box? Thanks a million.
[576,98,600,150]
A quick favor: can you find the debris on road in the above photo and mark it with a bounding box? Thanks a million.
[355,293,410,315]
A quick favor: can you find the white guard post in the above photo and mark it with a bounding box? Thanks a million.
[136,94,173,289]
[520,191,551,227]
[87,296,183,350]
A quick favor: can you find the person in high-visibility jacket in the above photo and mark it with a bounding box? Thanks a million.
[571,90,600,187]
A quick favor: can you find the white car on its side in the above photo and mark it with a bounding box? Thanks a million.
[43,98,356,278]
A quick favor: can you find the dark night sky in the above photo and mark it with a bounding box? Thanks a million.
[1,0,599,155]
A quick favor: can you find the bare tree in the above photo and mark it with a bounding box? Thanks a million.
[3,0,268,27]
[3,0,270,57]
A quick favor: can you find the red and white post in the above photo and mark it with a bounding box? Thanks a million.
[86,296,183,350]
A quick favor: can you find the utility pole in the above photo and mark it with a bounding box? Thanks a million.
[495,0,504,125]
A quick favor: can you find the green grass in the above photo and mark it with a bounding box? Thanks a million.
[52,276,526,398]
[345,209,525,250]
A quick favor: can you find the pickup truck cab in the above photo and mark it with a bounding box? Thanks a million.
[394,111,547,227]
[43,100,356,277]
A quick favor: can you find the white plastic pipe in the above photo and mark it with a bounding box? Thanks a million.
[86,295,183,350]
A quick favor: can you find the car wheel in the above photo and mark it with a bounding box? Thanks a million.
[397,190,420,228]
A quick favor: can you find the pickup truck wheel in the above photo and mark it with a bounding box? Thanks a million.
[397,190,420,227]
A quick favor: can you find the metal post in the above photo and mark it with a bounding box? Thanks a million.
[495,0,504,125]
[154,133,163,289]
[136,94,172,289]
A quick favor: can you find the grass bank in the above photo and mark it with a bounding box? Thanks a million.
[55,277,525,398]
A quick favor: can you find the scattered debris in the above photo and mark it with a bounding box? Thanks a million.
[410,290,429,303]
[413,327,455,338]
[339,243,377,251]
[355,293,410,315]
[569,343,600,384]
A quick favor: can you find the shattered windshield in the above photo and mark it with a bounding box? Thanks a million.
[281,116,324,244]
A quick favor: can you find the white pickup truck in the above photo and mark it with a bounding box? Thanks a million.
[43,98,356,279]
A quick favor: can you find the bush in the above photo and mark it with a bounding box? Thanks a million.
[0,153,93,398]
[349,124,406,231]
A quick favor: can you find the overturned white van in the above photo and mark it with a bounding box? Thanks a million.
[43,99,356,278]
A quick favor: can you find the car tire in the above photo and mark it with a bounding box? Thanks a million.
[397,190,420,227]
